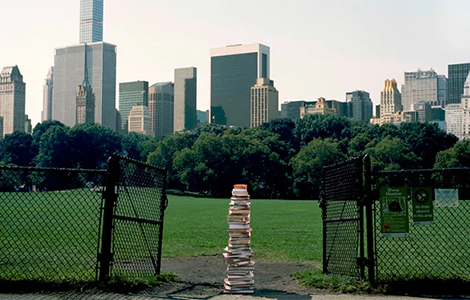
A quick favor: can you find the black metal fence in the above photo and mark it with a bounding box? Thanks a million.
[322,156,470,284]
[321,156,365,279]
[105,154,167,279]
[0,154,167,283]
[371,169,470,283]
[0,166,105,281]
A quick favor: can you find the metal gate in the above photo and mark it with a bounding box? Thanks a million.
[321,156,366,279]
[99,154,168,280]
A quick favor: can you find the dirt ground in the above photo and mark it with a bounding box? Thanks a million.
[145,255,329,298]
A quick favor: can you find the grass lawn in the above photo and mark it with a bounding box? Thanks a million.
[0,189,102,282]
[162,195,323,264]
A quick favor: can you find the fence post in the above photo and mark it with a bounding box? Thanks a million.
[358,157,365,279]
[364,155,375,284]
[99,155,119,282]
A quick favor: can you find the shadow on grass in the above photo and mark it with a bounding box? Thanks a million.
[293,269,470,298]
[384,278,470,298]
[0,272,178,294]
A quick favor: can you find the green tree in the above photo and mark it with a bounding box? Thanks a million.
[365,136,421,172]
[434,140,470,168]
[1,131,36,166]
[147,133,195,189]
[68,123,122,169]
[121,132,151,160]
[398,122,458,168]
[290,138,346,199]
[293,114,352,147]
[35,126,73,168]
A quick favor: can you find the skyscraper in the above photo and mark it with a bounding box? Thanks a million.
[380,79,402,116]
[148,82,174,138]
[250,78,278,127]
[210,43,270,127]
[80,0,103,44]
[76,82,95,125]
[128,104,151,136]
[281,100,306,120]
[448,63,470,105]
[401,68,447,111]
[174,67,197,133]
[119,81,148,133]
[346,90,373,122]
[53,42,116,130]
[0,66,26,137]
[42,67,53,122]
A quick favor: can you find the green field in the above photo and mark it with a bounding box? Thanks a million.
[2,191,468,284]
[0,192,323,282]
[162,195,323,263]
[0,189,102,282]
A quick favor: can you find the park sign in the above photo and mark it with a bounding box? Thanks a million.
[380,187,409,238]
[412,187,434,225]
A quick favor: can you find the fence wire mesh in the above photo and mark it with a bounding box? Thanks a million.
[322,157,363,278]
[0,166,105,282]
[372,169,470,283]
[110,155,167,278]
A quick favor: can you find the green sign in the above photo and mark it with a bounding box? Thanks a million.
[380,187,409,237]
[412,187,433,225]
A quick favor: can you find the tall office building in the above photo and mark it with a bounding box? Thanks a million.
[211,43,270,127]
[53,42,117,130]
[148,82,174,138]
[281,100,306,120]
[174,67,197,133]
[119,81,148,133]
[76,81,95,124]
[380,79,402,116]
[42,67,53,122]
[250,78,278,127]
[0,66,26,137]
[448,63,470,105]
[128,104,151,136]
[346,90,373,122]
[401,68,447,111]
[80,0,103,43]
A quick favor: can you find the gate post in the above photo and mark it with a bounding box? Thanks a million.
[364,155,375,284]
[99,155,120,282]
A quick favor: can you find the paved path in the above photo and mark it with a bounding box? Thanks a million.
[0,291,466,300]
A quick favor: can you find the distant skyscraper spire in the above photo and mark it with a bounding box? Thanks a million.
[80,0,103,43]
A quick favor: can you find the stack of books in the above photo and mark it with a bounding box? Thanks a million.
[223,184,255,294]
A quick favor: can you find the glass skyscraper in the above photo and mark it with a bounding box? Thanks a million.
[53,42,117,130]
[80,0,103,44]
[448,63,470,105]
[346,90,373,122]
[119,81,149,133]
[210,44,270,128]
[174,67,197,133]
[148,82,174,138]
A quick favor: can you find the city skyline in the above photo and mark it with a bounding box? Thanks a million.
[2,0,470,127]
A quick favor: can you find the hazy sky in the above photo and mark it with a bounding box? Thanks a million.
[2,0,470,127]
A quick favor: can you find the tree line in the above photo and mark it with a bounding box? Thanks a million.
[1,115,469,199]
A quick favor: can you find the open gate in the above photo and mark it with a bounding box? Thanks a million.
[99,154,168,280]
[321,156,369,279]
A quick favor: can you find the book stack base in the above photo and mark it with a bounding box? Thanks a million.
[223,184,255,294]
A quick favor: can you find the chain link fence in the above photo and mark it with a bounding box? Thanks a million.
[0,166,105,282]
[372,169,470,283]
[321,156,364,278]
[109,155,167,279]
[0,154,168,284]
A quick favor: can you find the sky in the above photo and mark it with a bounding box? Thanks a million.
[2,0,470,127]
